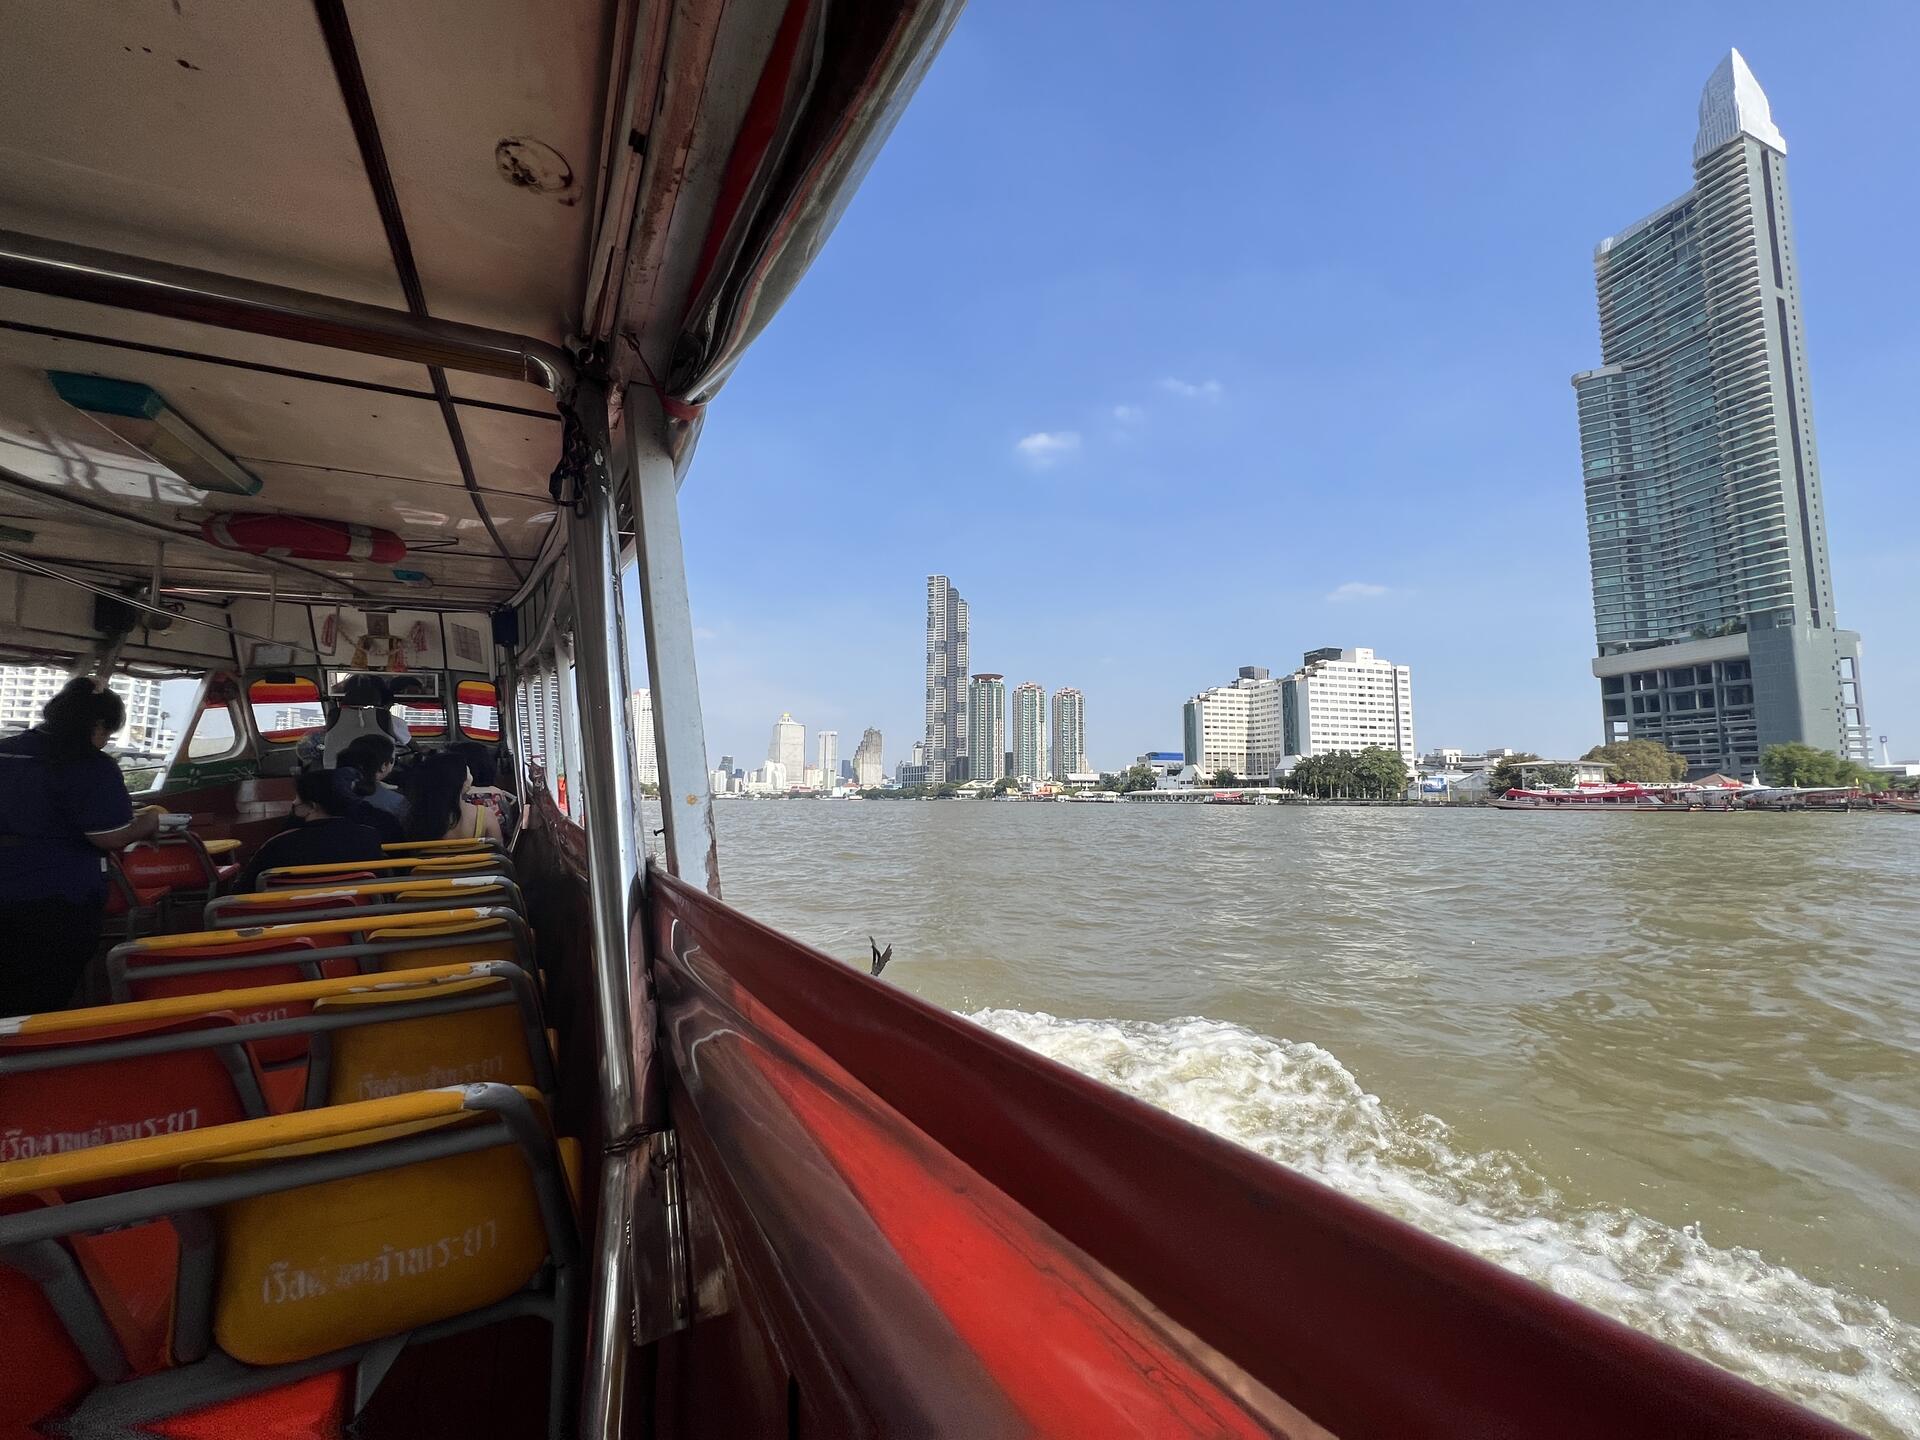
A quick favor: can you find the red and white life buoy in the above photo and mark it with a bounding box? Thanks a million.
[201,513,407,564]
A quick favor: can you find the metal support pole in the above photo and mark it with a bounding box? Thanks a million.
[561,377,642,1440]
[624,384,720,896]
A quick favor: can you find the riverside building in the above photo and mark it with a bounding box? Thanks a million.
[1182,666,1282,779]
[853,727,884,788]
[816,730,838,792]
[1279,647,1415,770]
[966,674,1006,785]
[768,711,804,788]
[923,574,969,782]
[1574,51,1868,777]
[1011,682,1047,782]
[1050,686,1086,779]
[629,688,659,787]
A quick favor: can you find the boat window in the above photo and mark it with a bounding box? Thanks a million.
[249,676,326,744]
[397,697,448,738]
[456,679,501,742]
[184,691,246,763]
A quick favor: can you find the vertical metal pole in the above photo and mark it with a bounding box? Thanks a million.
[562,378,642,1440]
[624,384,720,896]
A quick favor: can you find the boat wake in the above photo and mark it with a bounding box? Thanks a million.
[970,1008,1920,1438]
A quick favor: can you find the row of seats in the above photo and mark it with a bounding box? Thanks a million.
[0,838,578,1437]
[108,834,515,942]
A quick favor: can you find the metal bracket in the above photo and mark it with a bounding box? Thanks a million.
[629,1125,728,1345]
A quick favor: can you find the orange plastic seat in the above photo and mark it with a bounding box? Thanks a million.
[121,936,322,1069]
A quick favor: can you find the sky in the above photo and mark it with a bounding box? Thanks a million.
[628,1,1920,776]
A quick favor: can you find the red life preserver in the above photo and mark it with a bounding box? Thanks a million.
[201,513,406,564]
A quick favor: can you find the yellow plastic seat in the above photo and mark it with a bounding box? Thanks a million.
[0,1084,579,1438]
[205,875,524,930]
[104,908,535,999]
[308,978,544,1107]
[259,853,514,886]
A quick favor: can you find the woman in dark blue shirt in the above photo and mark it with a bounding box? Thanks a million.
[0,678,162,1014]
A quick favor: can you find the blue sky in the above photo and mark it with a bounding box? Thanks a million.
[629,1,1919,775]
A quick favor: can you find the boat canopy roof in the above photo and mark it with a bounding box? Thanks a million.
[0,0,958,631]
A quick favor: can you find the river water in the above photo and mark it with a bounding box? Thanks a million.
[690,799,1920,1436]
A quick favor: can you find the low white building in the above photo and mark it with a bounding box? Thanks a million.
[1180,669,1281,777]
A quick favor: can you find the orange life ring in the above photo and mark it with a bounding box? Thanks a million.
[201,513,407,564]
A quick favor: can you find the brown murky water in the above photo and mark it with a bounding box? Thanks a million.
[689,800,1920,1436]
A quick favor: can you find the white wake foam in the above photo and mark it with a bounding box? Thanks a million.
[971,1008,1920,1438]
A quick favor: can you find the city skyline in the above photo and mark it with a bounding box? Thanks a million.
[621,12,1917,772]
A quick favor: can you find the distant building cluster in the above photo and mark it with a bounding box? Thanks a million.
[0,663,176,756]
[1181,648,1414,782]
[914,574,1089,790]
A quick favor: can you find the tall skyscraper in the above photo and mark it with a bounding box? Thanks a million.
[966,674,1005,785]
[923,575,969,782]
[1280,648,1415,771]
[768,712,804,789]
[852,727,884,788]
[816,730,839,791]
[1050,687,1086,778]
[1575,51,1867,776]
[1011,682,1047,782]
[628,688,659,787]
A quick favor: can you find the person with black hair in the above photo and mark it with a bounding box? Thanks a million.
[403,751,502,845]
[296,673,413,769]
[448,740,518,842]
[336,732,408,840]
[0,677,164,1012]
[234,769,384,892]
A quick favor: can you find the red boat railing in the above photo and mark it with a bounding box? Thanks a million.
[642,868,1858,1439]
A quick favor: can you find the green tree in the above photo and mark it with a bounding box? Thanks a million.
[991,776,1019,795]
[1760,743,1876,788]
[1283,749,1408,799]
[1210,768,1241,788]
[1581,739,1687,783]
[1112,763,1158,793]
[1486,753,1546,796]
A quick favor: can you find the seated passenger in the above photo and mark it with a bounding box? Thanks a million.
[403,751,504,846]
[449,740,519,843]
[296,675,413,769]
[336,733,408,842]
[235,770,385,892]
[0,678,164,1012]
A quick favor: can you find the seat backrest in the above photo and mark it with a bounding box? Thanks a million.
[310,979,541,1107]
[364,919,523,973]
[261,868,378,890]
[122,937,321,1067]
[0,1193,103,1432]
[119,836,216,893]
[189,1091,562,1368]
[203,889,363,930]
[0,1016,263,1186]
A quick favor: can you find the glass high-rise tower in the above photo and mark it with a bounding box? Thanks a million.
[1011,682,1047,782]
[923,575,969,783]
[1574,51,1867,777]
[966,674,1005,785]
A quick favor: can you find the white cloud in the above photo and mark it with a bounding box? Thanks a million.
[1326,581,1391,602]
[692,625,718,641]
[1014,431,1082,468]
[1157,376,1224,401]
[1111,404,1144,424]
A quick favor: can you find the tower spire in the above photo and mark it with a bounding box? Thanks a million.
[1694,49,1785,160]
